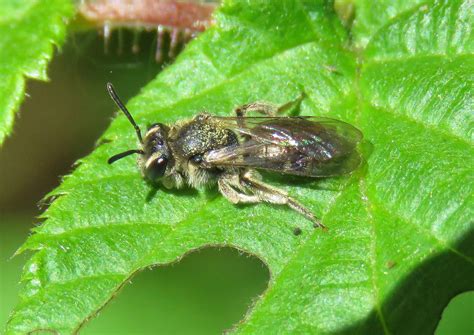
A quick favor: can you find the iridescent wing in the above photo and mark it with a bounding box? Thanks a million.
[204,116,363,177]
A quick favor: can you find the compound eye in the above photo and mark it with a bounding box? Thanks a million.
[145,156,168,181]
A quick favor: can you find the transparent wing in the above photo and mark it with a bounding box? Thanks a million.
[213,116,362,143]
[205,116,363,177]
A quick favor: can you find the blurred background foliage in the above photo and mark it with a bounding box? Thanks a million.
[0,29,472,334]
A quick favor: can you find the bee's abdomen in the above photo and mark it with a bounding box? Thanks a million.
[174,121,238,160]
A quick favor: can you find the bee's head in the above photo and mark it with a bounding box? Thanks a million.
[106,83,172,183]
[141,123,172,181]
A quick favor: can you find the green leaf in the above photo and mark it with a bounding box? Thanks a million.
[6,0,474,333]
[351,0,427,48]
[0,0,74,145]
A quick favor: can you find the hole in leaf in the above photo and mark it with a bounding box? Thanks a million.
[435,291,474,335]
[82,247,270,334]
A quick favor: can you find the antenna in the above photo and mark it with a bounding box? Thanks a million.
[106,82,143,143]
[108,149,145,164]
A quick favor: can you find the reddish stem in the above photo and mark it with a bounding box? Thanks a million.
[79,0,217,31]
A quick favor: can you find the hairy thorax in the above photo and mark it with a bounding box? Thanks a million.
[168,114,239,188]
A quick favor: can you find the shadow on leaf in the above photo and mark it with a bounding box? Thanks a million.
[340,228,474,334]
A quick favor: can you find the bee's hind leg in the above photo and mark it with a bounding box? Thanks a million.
[234,92,305,118]
[218,173,260,204]
[240,171,326,230]
[235,102,278,118]
[218,171,325,230]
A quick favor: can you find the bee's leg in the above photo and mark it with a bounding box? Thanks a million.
[275,92,306,116]
[240,172,326,229]
[218,174,260,204]
[235,102,278,118]
[234,92,305,118]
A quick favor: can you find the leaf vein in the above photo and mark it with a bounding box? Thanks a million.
[375,200,474,265]
[371,103,473,147]
[360,179,391,335]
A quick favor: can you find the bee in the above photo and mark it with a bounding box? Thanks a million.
[106,83,363,230]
